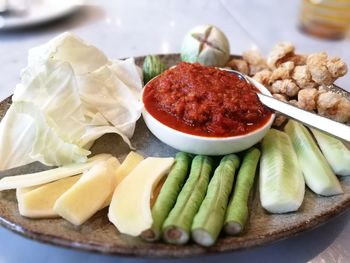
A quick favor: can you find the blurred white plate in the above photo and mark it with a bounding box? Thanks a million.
[0,0,82,30]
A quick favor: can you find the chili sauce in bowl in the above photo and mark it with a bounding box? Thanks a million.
[142,62,274,155]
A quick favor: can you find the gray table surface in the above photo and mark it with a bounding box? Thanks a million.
[0,0,349,262]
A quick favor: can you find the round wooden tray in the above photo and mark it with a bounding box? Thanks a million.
[0,54,350,258]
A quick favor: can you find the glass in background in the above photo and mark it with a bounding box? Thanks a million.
[299,0,350,40]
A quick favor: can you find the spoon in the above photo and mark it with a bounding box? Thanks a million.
[229,69,350,142]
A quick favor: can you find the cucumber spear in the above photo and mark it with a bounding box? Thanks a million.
[162,155,213,245]
[191,154,240,247]
[259,128,305,213]
[224,148,260,235]
[141,152,193,242]
[285,120,343,196]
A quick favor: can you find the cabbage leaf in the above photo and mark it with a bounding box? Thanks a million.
[0,33,143,170]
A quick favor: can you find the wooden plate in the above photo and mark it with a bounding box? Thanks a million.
[0,54,350,258]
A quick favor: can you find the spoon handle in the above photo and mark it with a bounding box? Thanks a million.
[257,93,350,142]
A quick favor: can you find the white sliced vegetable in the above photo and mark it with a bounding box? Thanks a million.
[54,157,120,225]
[0,154,111,191]
[101,151,144,208]
[17,175,81,218]
[260,129,305,213]
[108,157,175,236]
[285,120,343,196]
[114,152,145,185]
[311,129,350,176]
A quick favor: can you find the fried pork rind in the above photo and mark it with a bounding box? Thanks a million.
[242,50,268,75]
[318,85,328,94]
[277,53,307,67]
[307,52,334,86]
[271,79,299,97]
[317,92,350,123]
[327,56,348,78]
[292,65,318,90]
[289,99,299,107]
[270,61,295,82]
[226,58,249,75]
[297,88,319,111]
[253,69,272,86]
[272,93,288,102]
[267,42,295,69]
[241,43,349,125]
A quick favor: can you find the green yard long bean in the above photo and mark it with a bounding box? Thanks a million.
[162,155,213,245]
[224,148,260,235]
[191,154,240,247]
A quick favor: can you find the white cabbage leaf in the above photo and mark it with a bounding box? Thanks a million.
[78,58,143,139]
[13,101,90,166]
[0,33,143,170]
[0,106,35,169]
[27,32,108,75]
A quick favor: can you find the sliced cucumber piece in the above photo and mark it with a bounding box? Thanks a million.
[311,129,350,176]
[285,120,343,196]
[260,129,305,213]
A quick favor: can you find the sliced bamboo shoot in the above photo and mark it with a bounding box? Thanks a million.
[101,152,144,208]
[17,175,81,218]
[53,157,120,225]
[115,152,144,185]
[0,154,112,191]
[108,157,175,236]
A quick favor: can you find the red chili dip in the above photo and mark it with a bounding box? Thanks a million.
[143,62,272,137]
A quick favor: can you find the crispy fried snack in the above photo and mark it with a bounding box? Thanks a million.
[317,92,350,123]
[266,42,295,69]
[271,79,299,97]
[297,88,319,111]
[307,52,334,86]
[242,42,349,126]
[292,65,318,90]
[242,50,268,75]
[226,58,249,75]
[253,69,272,86]
[270,61,295,82]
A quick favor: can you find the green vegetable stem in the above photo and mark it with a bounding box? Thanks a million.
[224,148,260,235]
[191,154,240,247]
[162,155,213,245]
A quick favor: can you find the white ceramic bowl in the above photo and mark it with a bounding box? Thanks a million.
[141,72,275,155]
